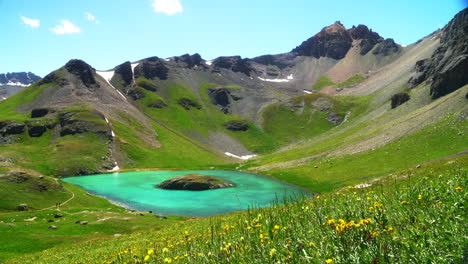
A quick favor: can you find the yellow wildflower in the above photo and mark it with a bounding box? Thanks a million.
[162,247,169,253]
[455,186,463,191]
[269,248,277,257]
[274,225,280,230]
[163,258,172,263]
[147,249,154,255]
[418,195,422,200]
[388,227,394,232]
[325,259,333,263]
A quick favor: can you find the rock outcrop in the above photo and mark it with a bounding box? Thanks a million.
[134,57,169,80]
[64,59,98,88]
[372,38,400,56]
[157,174,235,191]
[224,120,249,131]
[114,61,133,86]
[408,8,468,99]
[178,98,202,110]
[391,93,410,108]
[213,56,253,76]
[173,53,203,68]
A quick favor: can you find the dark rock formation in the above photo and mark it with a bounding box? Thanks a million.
[114,61,133,86]
[59,111,110,138]
[17,204,28,211]
[208,88,232,113]
[174,53,203,68]
[408,8,468,99]
[372,38,400,56]
[391,93,410,108]
[326,112,343,125]
[31,108,49,118]
[213,56,253,76]
[147,100,168,108]
[224,120,249,131]
[134,58,169,80]
[178,98,201,110]
[292,21,353,60]
[28,124,47,137]
[349,25,384,55]
[157,174,235,191]
[64,59,97,88]
[0,122,25,135]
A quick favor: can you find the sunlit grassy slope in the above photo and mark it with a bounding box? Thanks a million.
[11,155,466,264]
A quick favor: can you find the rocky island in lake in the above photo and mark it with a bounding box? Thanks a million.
[157,174,235,191]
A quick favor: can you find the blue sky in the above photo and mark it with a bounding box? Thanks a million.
[0,0,466,77]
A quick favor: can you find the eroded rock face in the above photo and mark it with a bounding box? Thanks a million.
[208,88,232,113]
[134,58,169,80]
[64,59,97,88]
[372,38,400,56]
[213,56,253,76]
[157,174,235,191]
[292,21,353,60]
[391,93,410,108]
[114,61,133,86]
[59,111,110,138]
[147,100,168,108]
[408,8,468,99]
[349,24,384,55]
[31,108,50,118]
[174,53,203,68]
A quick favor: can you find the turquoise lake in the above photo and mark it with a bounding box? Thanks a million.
[63,170,311,217]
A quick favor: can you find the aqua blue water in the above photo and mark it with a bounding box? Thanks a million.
[63,170,310,217]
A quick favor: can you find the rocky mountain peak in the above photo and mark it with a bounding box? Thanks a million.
[0,72,41,86]
[408,7,468,98]
[173,53,204,68]
[292,21,353,60]
[114,61,133,86]
[64,59,97,88]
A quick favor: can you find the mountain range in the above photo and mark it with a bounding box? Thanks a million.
[0,8,466,179]
[0,72,41,100]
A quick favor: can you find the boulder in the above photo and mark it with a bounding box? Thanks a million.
[224,120,249,131]
[49,225,57,230]
[17,204,28,211]
[54,214,63,218]
[391,93,410,108]
[80,221,88,225]
[147,100,168,108]
[157,174,235,191]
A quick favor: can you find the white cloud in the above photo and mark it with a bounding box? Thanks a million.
[51,20,81,34]
[152,0,183,15]
[20,16,40,28]
[86,12,99,23]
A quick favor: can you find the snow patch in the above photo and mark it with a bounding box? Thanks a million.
[0,96,6,100]
[258,76,291,83]
[108,162,120,172]
[287,74,294,80]
[205,60,213,66]
[111,130,115,137]
[96,71,127,101]
[1,81,28,87]
[224,152,257,160]
[131,63,139,83]
[104,117,109,124]
[303,90,312,94]
[164,58,171,62]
